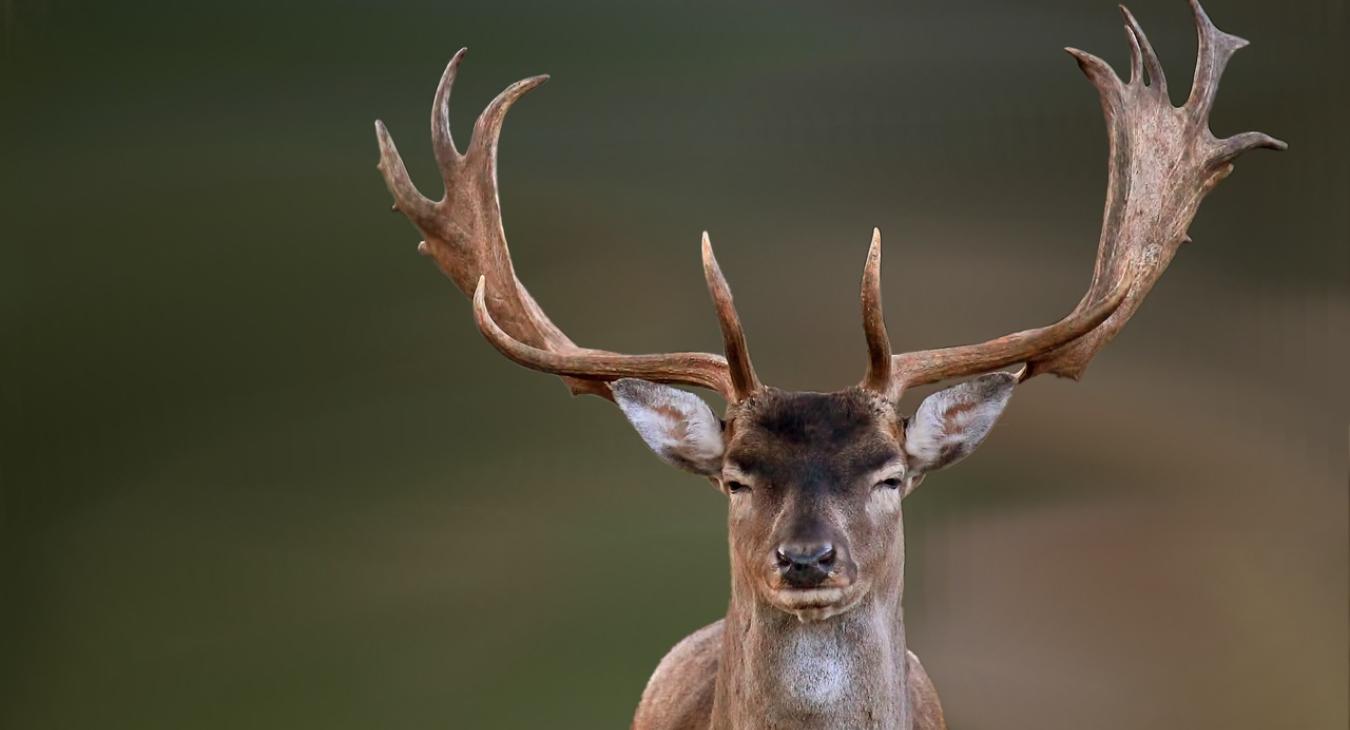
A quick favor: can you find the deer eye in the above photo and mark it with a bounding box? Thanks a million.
[875,477,903,490]
[725,480,751,495]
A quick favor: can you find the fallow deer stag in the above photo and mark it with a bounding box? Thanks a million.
[374,2,1283,727]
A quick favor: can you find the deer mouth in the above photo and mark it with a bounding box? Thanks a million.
[767,582,868,622]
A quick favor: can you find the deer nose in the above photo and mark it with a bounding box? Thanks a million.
[775,542,837,588]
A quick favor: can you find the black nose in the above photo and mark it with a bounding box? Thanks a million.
[775,542,837,588]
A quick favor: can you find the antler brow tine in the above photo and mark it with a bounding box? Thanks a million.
[860,228,892,393]
[702,233,761,401]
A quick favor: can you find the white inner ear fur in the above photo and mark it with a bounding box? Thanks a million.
[903,372,1017,477]
[612,379,724,476]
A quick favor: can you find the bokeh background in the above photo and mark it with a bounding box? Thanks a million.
[3,0,1346,728]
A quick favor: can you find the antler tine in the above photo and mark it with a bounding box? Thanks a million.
[469,74,551,168]
[1216,131,1287,162]
[377,54,750,402]
[1122,22,1144,87]
[1119,5,1166,96]
[430,48,466,180]
[1185,0,1243,119]
[860,228,893,393]
[702,233,761,400]
[375,121,437,230]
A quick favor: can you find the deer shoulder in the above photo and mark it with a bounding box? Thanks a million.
[906,650,947,730]
[633,620,723,730]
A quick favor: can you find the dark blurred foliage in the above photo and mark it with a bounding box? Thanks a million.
[1,1,1345,728]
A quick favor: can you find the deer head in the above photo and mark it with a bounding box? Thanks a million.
[373,0,1283,627]
[603,227,1046,621]
[625,369,1021,623]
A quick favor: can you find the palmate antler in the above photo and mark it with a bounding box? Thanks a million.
[375,50,759,403]
[375,1,1282,407]
[1028,1,1287,380]
[860,0,1285,399]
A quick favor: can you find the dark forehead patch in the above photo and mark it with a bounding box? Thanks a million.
[728,389,900,488]
[753,391,871,446]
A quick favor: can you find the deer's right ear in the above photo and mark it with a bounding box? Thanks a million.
[612,379,725,476]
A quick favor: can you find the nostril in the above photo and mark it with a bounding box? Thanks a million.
[775,549,792,569]
[818,545,837,568]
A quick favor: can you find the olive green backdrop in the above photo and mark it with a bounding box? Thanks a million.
[2,1,1345,728]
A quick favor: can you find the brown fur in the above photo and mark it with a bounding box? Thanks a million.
[634,619,946,730]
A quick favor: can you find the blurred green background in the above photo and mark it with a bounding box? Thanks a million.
[2,1,1345,728]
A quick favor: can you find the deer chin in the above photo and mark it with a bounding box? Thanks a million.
[766,581,869,622]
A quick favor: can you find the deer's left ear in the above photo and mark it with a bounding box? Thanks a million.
[612,379,725,476]
[902,372,1016,494]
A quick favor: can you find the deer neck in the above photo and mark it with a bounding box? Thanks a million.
[711,552,909,729]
